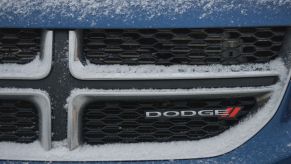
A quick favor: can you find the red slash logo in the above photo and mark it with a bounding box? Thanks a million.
[221,107,241,119]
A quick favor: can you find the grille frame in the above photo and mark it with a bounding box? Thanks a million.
[69,29,290,80]
[67,88,272,150]
[0,30,53,80]
[0,89,51,150]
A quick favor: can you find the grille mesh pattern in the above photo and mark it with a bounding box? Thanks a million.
[0,100,39,143]
[82,98,256,145]
[0,29,41,64]
[82,27,287,65]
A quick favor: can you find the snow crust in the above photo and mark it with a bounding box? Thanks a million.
[1,0,291,21]
[0,57,289,161]
[71,58,284,80]
[0,88,48,96]
[0,56,47,79]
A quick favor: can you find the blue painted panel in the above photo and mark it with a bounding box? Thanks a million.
[0,0,291,28]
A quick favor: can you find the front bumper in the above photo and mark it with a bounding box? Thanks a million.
[1,1,291,163]
[3,82,291,163]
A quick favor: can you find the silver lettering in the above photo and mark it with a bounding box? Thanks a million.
[163,111,179,117]
[198,110,214,116]
[215,110,228,116]
[181,111,196,116]
[146,112,161,118]
[146,109,229,118]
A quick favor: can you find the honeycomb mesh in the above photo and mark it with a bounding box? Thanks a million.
[0,100,39,143]
[0,29,41,64]
[82,27,287,65]
[82,97,256,145]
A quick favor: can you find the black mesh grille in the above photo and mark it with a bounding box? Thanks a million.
[82,97,256,145]
[0,29,41,64]
[82,27,287,65]
[0,100,39,143]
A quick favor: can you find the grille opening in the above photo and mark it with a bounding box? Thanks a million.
[189,32,208,39]
[239,28,257,33]
[81,97,258,145]
[255,41,272,47]
[255,51,274,57]
[139,29,158,34]
[255,31,274,38]
[271,45,282,51]
[155,33,173,40]
[82,27,287,65]
[271,35,285,42]
[0,99,39,143]
[205,29,224,34]
[0,29,41,64]
[241,36,257,43]
[243,46,256,53]
[227,32,241,39]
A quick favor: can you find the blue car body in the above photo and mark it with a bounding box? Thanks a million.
[1,0,291,29]
[1,1,291,163]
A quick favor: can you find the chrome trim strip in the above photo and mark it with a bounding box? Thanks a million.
[0,89,51,150]
[67,87,273,150]
[0,30,53,80]
[68,30,280,80]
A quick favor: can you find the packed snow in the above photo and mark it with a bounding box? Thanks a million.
[0,88,49,97]
[70,58,285,80]
[0,56,48,79]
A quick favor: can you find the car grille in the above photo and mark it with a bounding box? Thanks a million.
[0,100,39,143]
[82,97,257,145]
[0,29,41,64]
[82,27,287,65]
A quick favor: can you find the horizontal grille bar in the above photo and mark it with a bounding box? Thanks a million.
[0,99,39,143]
[82,27,287,65]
